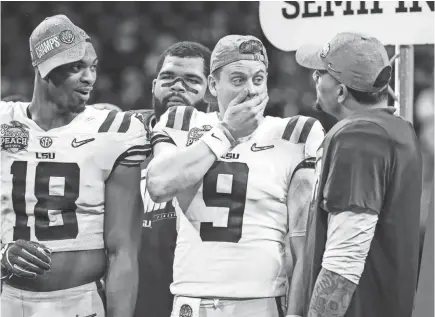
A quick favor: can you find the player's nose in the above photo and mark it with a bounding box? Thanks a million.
[80,67,96,86]
[170,80,186,93]
[246,80,256,96]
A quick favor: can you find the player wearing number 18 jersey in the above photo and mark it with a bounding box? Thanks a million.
[1,102,147,251]
[1,15,150,317]
[148,35,325,317]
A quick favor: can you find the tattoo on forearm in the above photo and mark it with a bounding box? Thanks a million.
[308,268,357,317]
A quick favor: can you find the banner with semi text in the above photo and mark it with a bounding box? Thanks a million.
[259,1,434,51]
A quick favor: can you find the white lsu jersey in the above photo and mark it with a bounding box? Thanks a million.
[152,106,324,298]
[1,102,150,252]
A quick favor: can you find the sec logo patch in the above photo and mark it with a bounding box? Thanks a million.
[39,136,53,148]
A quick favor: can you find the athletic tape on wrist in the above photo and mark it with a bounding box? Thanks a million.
[218,123,236,147]
[201,126,232,158]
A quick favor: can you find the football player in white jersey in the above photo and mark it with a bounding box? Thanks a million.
[147,35,324,317]
[0,15,150,317]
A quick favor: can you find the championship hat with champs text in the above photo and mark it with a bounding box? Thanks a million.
[30,14,90,78]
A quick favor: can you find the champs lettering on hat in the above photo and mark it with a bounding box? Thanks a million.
[34,35,61,59]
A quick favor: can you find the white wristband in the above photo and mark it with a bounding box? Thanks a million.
[201,126,232,158]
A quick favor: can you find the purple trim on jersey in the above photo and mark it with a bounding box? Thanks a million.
[298,117,316,143]
[165,107,177,129]
[282,115,300,141]
[98,110,118,133]
[151,132,175,147]
[114,144,151,168]
[118,112,133,133]
[181,106,194,131]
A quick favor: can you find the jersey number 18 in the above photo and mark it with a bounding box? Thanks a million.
[11,161,80,241]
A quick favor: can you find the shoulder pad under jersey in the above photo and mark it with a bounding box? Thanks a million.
[280,115,325,159]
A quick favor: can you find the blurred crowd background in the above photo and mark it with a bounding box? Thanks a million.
[1,1,434,229]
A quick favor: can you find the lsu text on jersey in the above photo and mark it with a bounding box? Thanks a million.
[152,106,324,298]
[1,102,150,252]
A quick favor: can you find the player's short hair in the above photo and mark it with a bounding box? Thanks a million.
[346,67,391,105]
[347,85,389,104]
[211,67,223,81]
[156,41,212,77]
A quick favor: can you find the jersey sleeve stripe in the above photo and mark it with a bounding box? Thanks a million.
[124,144,152,154]
[297,117,316,143]
[125,144,151,150]
[117,112,133,133]
[125,151,150,159]
[151,133,175,147]
[119,160,143,167]
[181,106,194,131]
[289,157,316,183]
[282,115,300,141]
[98,110,118,133]
[127,155,150,162]
[165,107,177,128]
[113,145,151,169]
[121,159,145,164]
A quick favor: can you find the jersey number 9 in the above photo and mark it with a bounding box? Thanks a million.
[201,161,249,243]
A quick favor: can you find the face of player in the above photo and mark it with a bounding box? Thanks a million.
[46,42,98,114]
[210,60,267,113]
[152,56,208,119]
[312,70,342,118]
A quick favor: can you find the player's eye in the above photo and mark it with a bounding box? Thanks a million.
[90,65,97,72]
[232,78,244,86]
[253,76,264,85]
[160,75,173,80]
[70,64,81,73]
[186,78,201,85]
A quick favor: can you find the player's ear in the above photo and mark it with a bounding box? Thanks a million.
[208,75,217,97]
[152,79,157,94]
[337,84,349,104]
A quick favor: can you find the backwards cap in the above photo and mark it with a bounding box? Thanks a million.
[210,34,268,74]
[205,35,269,103]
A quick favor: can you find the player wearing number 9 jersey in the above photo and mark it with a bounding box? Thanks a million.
[147,35,325,317]
[0,15,150,317]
